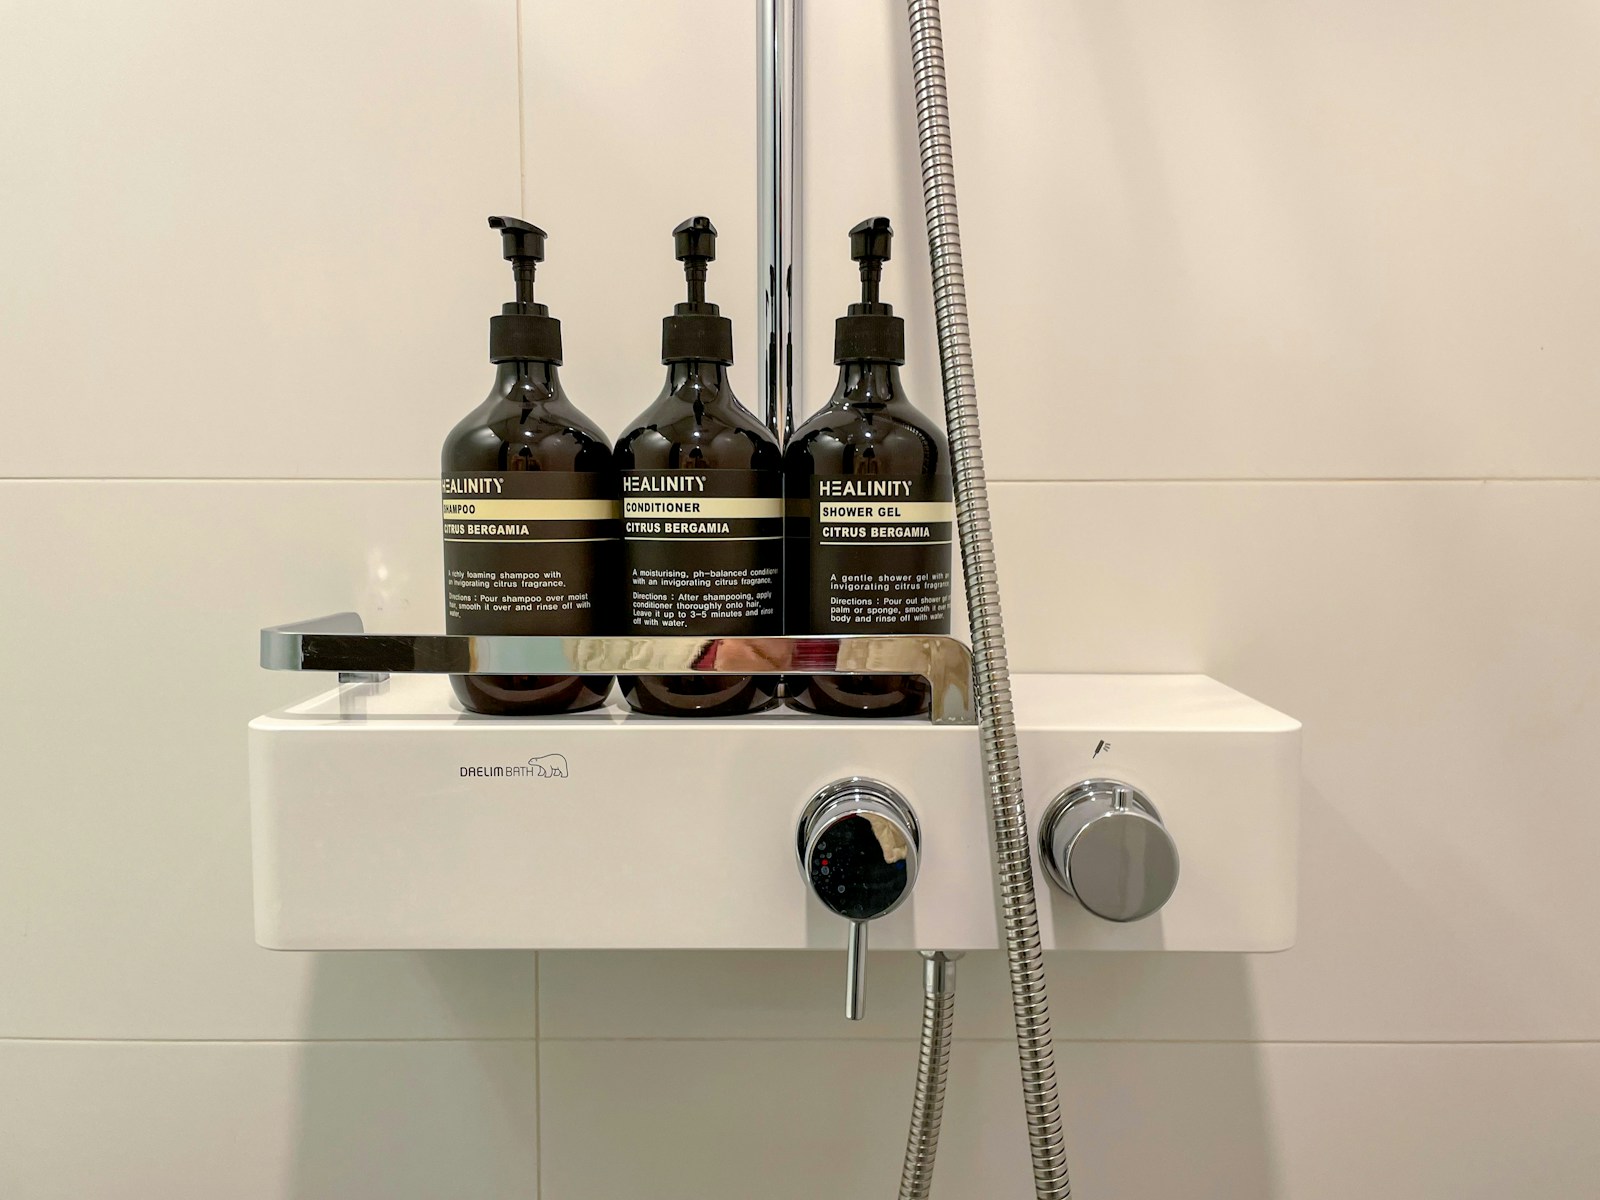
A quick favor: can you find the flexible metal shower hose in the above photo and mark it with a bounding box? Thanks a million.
[904,0,1074,1195]
[898,953,958,1200]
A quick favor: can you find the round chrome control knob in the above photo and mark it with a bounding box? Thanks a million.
[797,778,920,923]
[1039,779,1178,923]
[797,778,920,1020]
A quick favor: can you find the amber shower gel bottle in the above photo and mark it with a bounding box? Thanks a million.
[785,217,953,717]
[615,217,783,716]
[441,216,618,715]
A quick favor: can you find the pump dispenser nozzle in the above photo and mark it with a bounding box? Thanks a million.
[662,216,734,365]
[487,215,562,364]
[489,215,545,308]
[835,217,905,364]
[850,216,893,309]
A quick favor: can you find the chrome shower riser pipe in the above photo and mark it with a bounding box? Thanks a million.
[904,0,1073,1195]
[758,0,799,440]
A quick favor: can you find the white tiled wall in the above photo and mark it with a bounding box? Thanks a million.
[2,1,1595,1197]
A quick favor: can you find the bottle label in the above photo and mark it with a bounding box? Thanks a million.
[802,475,954,633]
[442,472,619,635]
[621,470,783,634]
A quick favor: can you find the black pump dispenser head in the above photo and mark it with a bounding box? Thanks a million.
[487,215,562,364]
[834,216,905,365]
[662,216,734,365]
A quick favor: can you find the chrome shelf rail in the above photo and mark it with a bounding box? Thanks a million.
[260,613,975,726]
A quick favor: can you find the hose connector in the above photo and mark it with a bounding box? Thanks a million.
[921,949,963,998]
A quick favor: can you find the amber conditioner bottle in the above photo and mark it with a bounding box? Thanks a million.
[615,217,783,716]
[441,216,618,714]
[785,218,953,717]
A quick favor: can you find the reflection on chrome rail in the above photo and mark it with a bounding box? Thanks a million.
[260,613,975,725]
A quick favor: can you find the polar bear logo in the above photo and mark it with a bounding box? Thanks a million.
[527,753,569,779]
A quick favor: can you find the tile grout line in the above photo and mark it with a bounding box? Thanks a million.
[1,1036,1596,1047]
[533,950,543,1200]
[0,1036,538,1045]
[533,1036,1600,1046]
[515,0,527,217]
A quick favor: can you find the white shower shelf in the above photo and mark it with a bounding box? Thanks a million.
[249,614,1300,954]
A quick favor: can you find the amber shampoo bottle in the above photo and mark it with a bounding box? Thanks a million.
[441,216,618,714]
[784,218,953,717]
[615,217,783,716]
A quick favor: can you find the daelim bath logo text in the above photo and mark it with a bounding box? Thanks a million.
[458,753,569,780]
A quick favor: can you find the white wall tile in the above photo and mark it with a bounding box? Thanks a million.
[519,0,760,445]
[542,480,1600,1042]
[8,1,1594,482]
[13,478,1595,1045]
[801,0,1600,479]
[537,949,1263,1043]
[995,479,1600,1041]
[0,1039,536,1199]
[8,473,1597,1177]
[0,481,533,1038]
[540,1039,1600,1200]
[0,1,520,480]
